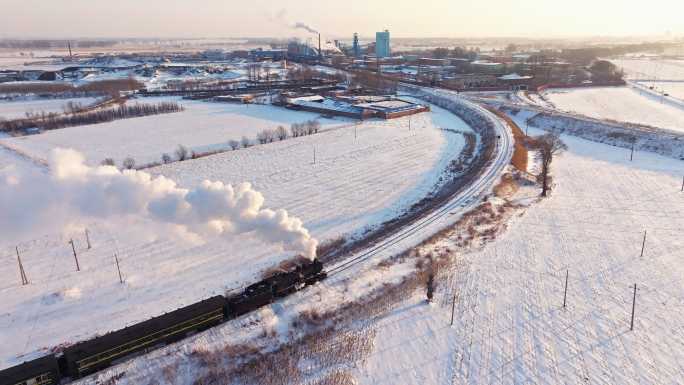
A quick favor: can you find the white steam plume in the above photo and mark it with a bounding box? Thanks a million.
[293,22,318,34]
[0,149,318,259]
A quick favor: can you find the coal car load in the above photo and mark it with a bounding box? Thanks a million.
[60,296,225,378]
[0,258,326,384]
[0,355,60,385]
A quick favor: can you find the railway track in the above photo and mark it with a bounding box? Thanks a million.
[326,85,514,278]
[0,85,514,385]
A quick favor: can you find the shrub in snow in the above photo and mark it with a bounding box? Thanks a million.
[241,136,252,148]
[122,157,136,170]
[175,144,189,161]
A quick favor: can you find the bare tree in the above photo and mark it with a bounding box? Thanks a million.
[101,158,115,166]
[290,122,302,138]
[535,133,567,197]
[228,139,240,150]
[122,157,136,170]
[426,272,435,303]
[161,153,172,164]
[306,120,321,135]
[276,125,288,141]
[241,136,251,148]
[256,130,268,144]
[175,145,189,161]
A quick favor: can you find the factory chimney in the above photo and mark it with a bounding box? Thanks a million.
[318,33,322,60]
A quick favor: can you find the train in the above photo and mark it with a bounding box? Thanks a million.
[0,259,326,385]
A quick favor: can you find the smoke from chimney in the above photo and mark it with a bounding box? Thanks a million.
[293,22,318,34]
[0,149,318,259]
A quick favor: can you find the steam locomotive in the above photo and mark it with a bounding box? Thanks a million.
[0,259,326,385]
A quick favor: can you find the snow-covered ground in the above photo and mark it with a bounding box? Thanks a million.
[356,129,684,385]
[0,98,346,167]
[0,97,98,119]
[634,81,684,101]
[543,86,684,132]
[0,102,473,369]
[612,58,684,80]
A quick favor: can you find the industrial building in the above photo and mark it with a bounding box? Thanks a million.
[352,33,361,58]
[284,94,428,120]
[376,30,391,58]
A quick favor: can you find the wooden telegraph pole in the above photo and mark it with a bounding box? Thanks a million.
[681,176,684,192]
[630,284,637,331]
[69,239,80,271]
[640,231,647,258]
[563,269,569,308]
[85,229,91,249]
[114,253,123,284]
[16,246,28,285]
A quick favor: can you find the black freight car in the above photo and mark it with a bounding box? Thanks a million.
[0,354,60,385]
[227,281,274,318]
[61,295,225,378]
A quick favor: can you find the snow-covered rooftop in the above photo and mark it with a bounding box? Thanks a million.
[498,73,533,80]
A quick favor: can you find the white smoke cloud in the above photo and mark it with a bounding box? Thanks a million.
[293,22,318,34]
[0,149,318,259]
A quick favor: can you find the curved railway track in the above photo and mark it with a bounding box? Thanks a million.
[326,85,514,278]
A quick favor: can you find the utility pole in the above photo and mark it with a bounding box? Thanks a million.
[16,246,28,285]
[114,253,123,284]
[69,239,80,271]
[640,230,647,258]
[563,269,569,308]
[630,284,637,331]
[85,229,91,249]
[450,293,456,326]
[681,175,684,192]
[630,142,635,161]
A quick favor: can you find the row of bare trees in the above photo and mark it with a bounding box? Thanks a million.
[101,118,325,170]
[290,120,321,137]
[0,78,143,98]
[255,120,321,144]
[1,102,183,132]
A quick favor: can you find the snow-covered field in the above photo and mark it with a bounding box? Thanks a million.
[356,129,684,385]
[0,103,473,369]
[612,58,684,80]
[0,98,346,167]
[543,86,684,132]
[634,81,684,101]
[0,97,98,119]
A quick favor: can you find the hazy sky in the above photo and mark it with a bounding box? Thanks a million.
[1,0,682,39]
